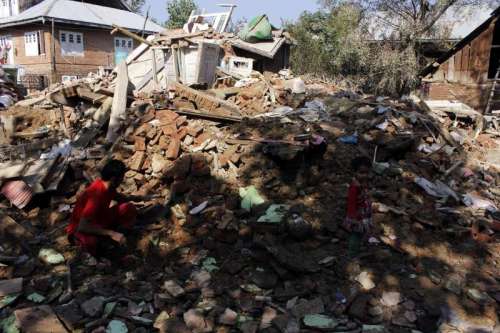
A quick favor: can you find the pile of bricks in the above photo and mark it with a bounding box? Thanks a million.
[118,105,241,199]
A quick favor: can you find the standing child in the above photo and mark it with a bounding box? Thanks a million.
[343,156,373,256]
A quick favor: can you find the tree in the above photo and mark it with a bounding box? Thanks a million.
[128,0,145,13]
[165,0,198,29]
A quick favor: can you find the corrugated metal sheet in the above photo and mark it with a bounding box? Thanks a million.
[0,0,163,33]
[1,180,33,209]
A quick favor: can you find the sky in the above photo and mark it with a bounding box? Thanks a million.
[143,0,320,27]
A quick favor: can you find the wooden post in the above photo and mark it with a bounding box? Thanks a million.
[105,61,129,143]
[172,47,180,83]
[151,48,158,89]
[111,24,154,46]
[50,19,57,83]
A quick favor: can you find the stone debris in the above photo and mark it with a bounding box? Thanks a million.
[0,34,498,333]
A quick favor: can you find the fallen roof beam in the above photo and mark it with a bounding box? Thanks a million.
[173,82,241,116]
[112,24,155,46]
[175,108,242,122]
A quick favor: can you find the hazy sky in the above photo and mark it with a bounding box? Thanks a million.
[143,0,320,26]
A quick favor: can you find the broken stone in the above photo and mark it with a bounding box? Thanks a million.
[14,305,67,333]
[291,297,324,318]
[466,288,493,304]
[404,310,417,323]
[134,136,146,151]
[152,154,170,174]
[444,275,463,295]
[38,248,65,265]
[0,277,22,296]
[362,324,388,333]
[81,296,105,317]
[157,318,191,333]
[164,280,185,298]
[239,320,259,333]
[380,291,401,307]
[129,151,146,171]
[303,314,339,330]
[106,320,128,333]
[55,300,84,330]
[166,137,181,160]
[369,306,383,317]
[250,269,278,289]
[27,292,46,303]
[183,308,213,333]
[218,308,238,325]
[259,306,277,329]
[356,271,375,290]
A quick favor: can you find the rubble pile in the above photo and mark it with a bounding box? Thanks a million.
[0,65,500,333]
[0,68,20,110]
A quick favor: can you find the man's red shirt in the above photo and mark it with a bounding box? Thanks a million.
[66,179,116,235]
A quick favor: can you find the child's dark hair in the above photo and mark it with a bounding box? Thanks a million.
[351,156,372,172]
[101,159,126,181]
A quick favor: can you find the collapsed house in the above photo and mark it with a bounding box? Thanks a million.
[1,6,500,333]
[124,10,293,95]
[421,6,500,112]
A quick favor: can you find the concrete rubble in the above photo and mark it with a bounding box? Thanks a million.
[0,18,500,333]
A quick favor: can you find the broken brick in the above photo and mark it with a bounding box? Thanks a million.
[129,151,146,171]
[162,124,177,136]
[187,126,203,137]
[156,110,179,124]
[134,136,147,151]
[176,116,188,127]
[159,135,170,150]
[177,127,188,140]
[166,137,181,160]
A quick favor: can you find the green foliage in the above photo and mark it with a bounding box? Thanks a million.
[287,3,421,96]
[165,0,198,29]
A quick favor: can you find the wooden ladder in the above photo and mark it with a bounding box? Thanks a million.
[485,62,500,114]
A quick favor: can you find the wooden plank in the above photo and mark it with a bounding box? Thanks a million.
[111,24,154,46]
[106,61,129,143]
[176,108,242,122]
[173,82,241,116]
[76,87,107,104]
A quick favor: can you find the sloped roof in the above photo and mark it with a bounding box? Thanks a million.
[0,0,163,33]
[421,6,500,77]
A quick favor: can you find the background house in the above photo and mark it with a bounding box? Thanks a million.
[421,6,500,112]
[0,0,163,89]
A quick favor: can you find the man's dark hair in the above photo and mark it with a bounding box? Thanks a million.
[351,156,372,172]
[101,159,127,181]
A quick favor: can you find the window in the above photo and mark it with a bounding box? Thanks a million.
[114,37,133,65]
[24,31,41,56]
[60,30,83,56]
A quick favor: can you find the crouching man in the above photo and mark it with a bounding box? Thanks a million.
[66,159,137,256]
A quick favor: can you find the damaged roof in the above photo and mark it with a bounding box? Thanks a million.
[421,5,500,77]
[231,37,287,59]
[0,0,164,33]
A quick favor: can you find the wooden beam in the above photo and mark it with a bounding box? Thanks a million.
[176,108,242,122]
[173,82,241,116]
[111,24,154,46]
[106,61,129,142]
